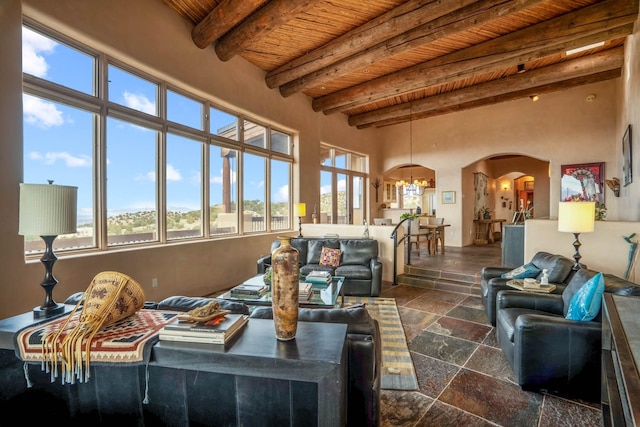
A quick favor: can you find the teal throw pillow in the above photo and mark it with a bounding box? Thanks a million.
[500,262,541,279]
[566,272,605,321]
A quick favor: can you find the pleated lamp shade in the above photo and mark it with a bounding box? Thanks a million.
[558,202,595,233]
[19,183,78,236]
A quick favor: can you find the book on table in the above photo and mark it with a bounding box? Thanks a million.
[305,270,332,284]
[230,282,268,297]
[159,313,249,344]
[299,282,313,301]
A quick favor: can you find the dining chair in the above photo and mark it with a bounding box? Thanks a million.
[427,217,445,253]
[406,221,430,255]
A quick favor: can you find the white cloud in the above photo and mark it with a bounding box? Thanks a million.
[273,184,289,203]
[337,179,346,191]
[22,27,56,78]
[166,164,182,181]
[134,171,155,182]
[28,151,91,167]
[211,168,236,185]
[23,95,65,128]
[123,91,156,115]
[134,165,182,182]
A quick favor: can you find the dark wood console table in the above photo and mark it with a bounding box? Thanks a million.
[602,293,640,426]
[0,310,347,426]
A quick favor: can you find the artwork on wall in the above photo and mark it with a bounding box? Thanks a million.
[473,172,488,215]
[623,124,632,187]
[560,162,604,203]
[442,191,456,204]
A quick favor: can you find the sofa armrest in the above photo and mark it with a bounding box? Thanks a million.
[481,266,512,283]
[497,290,564,315]
[157,296,250,315]
[257,255,271,274]
[370,258,383,297]
[514,313,602,396]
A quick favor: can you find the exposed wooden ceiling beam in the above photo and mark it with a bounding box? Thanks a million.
[312,0,637,114]
[265,0,480,89]
[376,70,620,127]
[276,0,545,96]
[191,0,268,49]
[350,47,624,128]
[214,0,324,62]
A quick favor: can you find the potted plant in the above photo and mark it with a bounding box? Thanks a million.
[263,266,272,285]
[481,207,491,219]
[399,212,418,222]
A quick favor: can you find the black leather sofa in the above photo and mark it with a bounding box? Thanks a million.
[481,251,575,326]
[257,237,383,296]
[250,305,381,427]
[495,268,640,401]
[1,294,381,426]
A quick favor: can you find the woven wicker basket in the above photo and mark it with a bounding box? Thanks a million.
[42,271,145,383]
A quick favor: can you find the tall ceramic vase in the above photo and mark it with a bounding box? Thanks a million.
[271,236,300,341]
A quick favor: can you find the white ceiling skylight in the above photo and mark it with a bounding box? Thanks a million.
[566,41,605,56]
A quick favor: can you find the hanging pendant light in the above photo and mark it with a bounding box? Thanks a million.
[396,106,427,195]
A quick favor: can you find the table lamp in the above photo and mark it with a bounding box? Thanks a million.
[19,182,78,318]
[558,201,595,270]
[294,203,306,237]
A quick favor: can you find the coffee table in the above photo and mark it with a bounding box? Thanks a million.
[219,274,345,308]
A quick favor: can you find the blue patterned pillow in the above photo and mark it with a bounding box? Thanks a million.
[500,262,541,279]
[566,272,605,321]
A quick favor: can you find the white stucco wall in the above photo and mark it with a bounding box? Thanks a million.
[525,219,640,281]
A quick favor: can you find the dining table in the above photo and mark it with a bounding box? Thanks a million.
[419,223,451,254]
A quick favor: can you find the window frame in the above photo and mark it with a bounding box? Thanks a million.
[21,20,295,258]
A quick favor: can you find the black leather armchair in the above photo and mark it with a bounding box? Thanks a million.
[250,305,381,427]
[481,251,575,326]
[495,268,640,401]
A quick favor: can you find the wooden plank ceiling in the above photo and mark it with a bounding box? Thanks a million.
[161,0,638,128]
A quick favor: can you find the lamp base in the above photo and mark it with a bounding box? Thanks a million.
[33,303,65,318]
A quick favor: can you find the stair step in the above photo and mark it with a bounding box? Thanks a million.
[404,265,480,285]
[396,274,481,296]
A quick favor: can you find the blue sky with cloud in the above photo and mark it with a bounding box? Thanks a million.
[22,27,289,220]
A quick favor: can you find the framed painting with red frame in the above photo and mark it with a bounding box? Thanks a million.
[560,162,604,204]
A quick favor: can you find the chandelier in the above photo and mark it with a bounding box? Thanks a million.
[395,107,429,196]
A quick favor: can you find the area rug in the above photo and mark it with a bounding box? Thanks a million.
[343,296,419,391]
[15,309,180,367]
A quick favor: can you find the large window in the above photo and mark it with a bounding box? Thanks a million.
[319,145,368,224]
[21,22,294,255]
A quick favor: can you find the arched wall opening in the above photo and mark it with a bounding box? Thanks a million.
[462,154,550,246]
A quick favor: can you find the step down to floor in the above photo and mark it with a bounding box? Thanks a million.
[395,265,481,296]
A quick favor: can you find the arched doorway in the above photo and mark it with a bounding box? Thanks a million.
[463,154,550,247]
[380,164,437,218]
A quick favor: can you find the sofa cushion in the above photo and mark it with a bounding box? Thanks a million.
[565,272,604,321]
[307,239,340,264]
[250,304,375,335]
[269,238,308,268]
[157,296,250,315]
[335,265,372,280]
[340,239,378,265]
[320,247,341,267]
[501,262,541,279]
[529,252,574,283]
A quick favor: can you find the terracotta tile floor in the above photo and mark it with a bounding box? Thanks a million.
[377,244,602,427]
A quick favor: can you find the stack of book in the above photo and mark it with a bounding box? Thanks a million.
[305,270,332,284]
[299,282,313,302]
[230,282,268,298]
[159,314,249,344]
